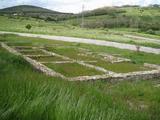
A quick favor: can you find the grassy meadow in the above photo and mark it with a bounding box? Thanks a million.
[0,5,160,120]
[1,34,160,65]
[0,15,160,48]
[0,34,160,120]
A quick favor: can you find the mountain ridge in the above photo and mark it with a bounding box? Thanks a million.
[0,5,68,14]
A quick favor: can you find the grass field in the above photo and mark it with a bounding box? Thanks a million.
[45,47,99,61]
[1,34,160,65]
[30,56,66,62]
[1,35,160,120]
[45,63,103,77]
[0,5,160,120]
[0,15,160,48]
[90,61,150,73]
[2,34,159,74]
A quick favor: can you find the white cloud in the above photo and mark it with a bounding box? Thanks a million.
[46,0,160,13]
[0,0,159,13]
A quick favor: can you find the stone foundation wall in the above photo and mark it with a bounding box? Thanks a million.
[1,43,65,79]
[1,42,160,82]
[79,70,160,82]
[109,71,160,83]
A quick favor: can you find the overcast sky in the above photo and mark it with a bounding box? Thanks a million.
[0,0,159,13]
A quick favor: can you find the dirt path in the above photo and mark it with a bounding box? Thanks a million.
[124,34,160,44]
[0,31,160,54]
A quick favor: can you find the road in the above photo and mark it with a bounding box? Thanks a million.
[0,31,160,54]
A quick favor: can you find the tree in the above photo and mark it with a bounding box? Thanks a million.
[25,24,32,30]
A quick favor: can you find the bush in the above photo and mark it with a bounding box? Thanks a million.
[45,17,55,21]
[146,29,155,35]
[25,24,32,30]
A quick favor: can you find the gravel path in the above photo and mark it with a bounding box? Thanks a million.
[124,34,160,44]
[0,31,160,54]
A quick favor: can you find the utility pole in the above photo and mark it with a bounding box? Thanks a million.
[81,1,85,28]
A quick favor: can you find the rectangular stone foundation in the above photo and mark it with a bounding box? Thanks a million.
[1,42,160,82]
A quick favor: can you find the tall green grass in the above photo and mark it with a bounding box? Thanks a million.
[0,41,160,120]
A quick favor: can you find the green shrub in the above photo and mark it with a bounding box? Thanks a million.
[25,24,32,30]
[146,29,155,35]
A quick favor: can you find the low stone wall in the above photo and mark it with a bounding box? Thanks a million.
[99,53,131,63]
[24,57,65,78]
[1,42,160,82]
[144,63,160,70]
[41,49,113,74]
[72,70,160,82]
[1,43,66,79]
[1,43,21,56]
[108,70,160,83]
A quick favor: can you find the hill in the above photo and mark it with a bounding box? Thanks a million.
[0,5,159,35]
[67,6,160,35]
[0,5,73,21]
[0,5,61,14]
